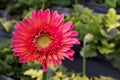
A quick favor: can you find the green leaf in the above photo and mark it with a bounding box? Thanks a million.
[80,44,97,58]
[81,75,89,80]
[97,46,114,54]
[73,4,92,13]
[0,39,11,49]
[106,53,120,70]
[0,18,10,32]
[0,18,16,32]
[109,23,120,29]
[108,28,118,39]
[5,55,15,63]
[24,69,43,79]
[22,61,41,70]
[105,0,117,8]
[100,28,118,39]
[94,75,116,80]
[51,0,72,6]
[101,39,115,48]
[97,39,115,54]
[105,8,117,26]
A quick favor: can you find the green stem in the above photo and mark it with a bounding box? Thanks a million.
[83,53,86,76]
[43,71,47,80]
[82,41,86,76]
[41,0,46,10]
[75,0,78,4]
[42,3,45,10]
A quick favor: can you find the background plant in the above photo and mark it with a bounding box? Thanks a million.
[65,4,120,70]
[0,0,73,19]
[0,18,17,32]
[0,0,120,79]
[78,0,120,8]
[23,65,116,80]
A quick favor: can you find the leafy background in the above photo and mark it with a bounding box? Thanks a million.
[0,0,120,80]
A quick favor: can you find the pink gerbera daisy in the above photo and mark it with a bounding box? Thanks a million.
[11,9,80,72]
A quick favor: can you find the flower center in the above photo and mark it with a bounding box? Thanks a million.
[37,36,51,48]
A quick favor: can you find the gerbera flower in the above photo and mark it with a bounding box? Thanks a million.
[11,9,80,72]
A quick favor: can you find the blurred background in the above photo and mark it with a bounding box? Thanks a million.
[0,0,120,80]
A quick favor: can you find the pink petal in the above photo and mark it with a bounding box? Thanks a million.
[59,47,70,52]
[38,9,43,24]
[67,50,75,56]
[12,47,28,52]
[68,56,74,61]
[11,42,26,47]
[15,23,26,32]
[43,9,50,24]
[48,55,52,60]
[13,52,21,56]
[63,31,78,37]
[71,31,79,37]
[53,60,58,66]
[12,31,27,38]
[56,52,65,60]
[50,11,58,25]
[11,37,22,41]
[63,53,69,58]
[12,32,27,40]
[27,55,34,62]
[62,21,72,33]
[57,59,62,64]
[55,14,64,26]
[32,10,37,21]
[62,38,71,43]
[52,54,58,60]
[42,64,48,72]
[63,38,80,44]
[63,31,72,37]
[27,16,35,27]
[19,57,27,63]
[22,19,33,30]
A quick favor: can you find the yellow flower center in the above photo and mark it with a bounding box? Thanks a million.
[37,36,51,48]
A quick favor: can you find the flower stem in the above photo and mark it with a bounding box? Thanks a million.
[42,0,47,10]
[43,71,47,80]
[83,53,86,75]
[82,41,86,76]
[42,3,45,10]
[75,0,78,4]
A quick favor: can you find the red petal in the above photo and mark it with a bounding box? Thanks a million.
[11,42,26,47]
[38,9,43,24]
[55,14,64,26]
[43,9,50,24]
[12,47,28,52]
[50,11,58,25]
[62,21,72,33]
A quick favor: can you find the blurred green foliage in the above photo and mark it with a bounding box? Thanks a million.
[0,0,120,79]
[105,0,117,8]
[0,18,17,32]
[0,39,42,79]
[0,0,72,19]
[79,0,120,8]
[0,39,19,78]
[23,65,116,80]
[49,0,72,6]
[65,4,120,70]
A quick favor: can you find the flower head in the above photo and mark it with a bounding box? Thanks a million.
[11,9,80,72]
[84,33,94,43]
